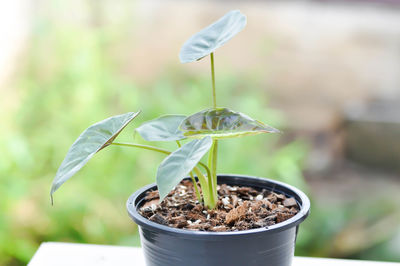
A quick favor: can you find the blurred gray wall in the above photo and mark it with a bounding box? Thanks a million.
[132,0,400,132]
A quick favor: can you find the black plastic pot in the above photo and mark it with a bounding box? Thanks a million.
[127,174,310,266]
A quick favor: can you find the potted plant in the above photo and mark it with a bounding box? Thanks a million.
[51,10,310,266]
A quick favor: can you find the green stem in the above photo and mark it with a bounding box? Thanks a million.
[207,139,219,208]
[207,141,215,206]
[206,166,215,208]
[193,167,213,208]
[111,142,170,155]
[208,52,219,209]
[112,142,210,174]
[189,172,202,203]
[211,139,218,202]
[210,52,216,108]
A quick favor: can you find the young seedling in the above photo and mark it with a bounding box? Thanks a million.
[51,10,280,209]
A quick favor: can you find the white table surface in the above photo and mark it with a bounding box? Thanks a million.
[28,242,399,266]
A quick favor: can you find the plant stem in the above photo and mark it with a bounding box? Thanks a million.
[207,140,218,207]
[209,52,219,208]
[211,139,218,202]
[210,52,216,108]
[111,142,170,155]
[206,165,215,208]
[189,172,202,203]
[112,142,211,175]
[193,167,213,208]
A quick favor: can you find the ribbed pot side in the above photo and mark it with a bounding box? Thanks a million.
[127,174,310,266]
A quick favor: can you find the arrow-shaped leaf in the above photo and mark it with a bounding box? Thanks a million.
[180,108,280,139]
[136,114,186,141]
[156,136,213,201]
[179,10,247,63]
[51,111,140,199]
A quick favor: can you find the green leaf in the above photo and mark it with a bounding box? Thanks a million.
[50,111,140,199]
[179,10,246,63]
[180,108,280,139]
[156,136,213,201]
[136,115,186,141]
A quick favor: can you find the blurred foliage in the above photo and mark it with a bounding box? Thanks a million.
[296,196,400,262]
[0,8,308,266]
[1,2,399,265]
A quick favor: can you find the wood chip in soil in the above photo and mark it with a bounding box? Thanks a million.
[139,180,299,232]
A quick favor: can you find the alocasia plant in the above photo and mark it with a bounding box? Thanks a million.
[51,10,279,209]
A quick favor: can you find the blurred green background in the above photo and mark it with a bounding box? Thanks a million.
[1,1,400,265]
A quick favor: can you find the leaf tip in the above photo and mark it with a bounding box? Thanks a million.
[157,186,167,204]
[270,127,282,134]
[50,191,54,206]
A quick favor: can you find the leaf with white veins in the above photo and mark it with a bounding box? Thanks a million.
[180,108,280,139]
[50,111,140,200]
[180,10,246,63]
